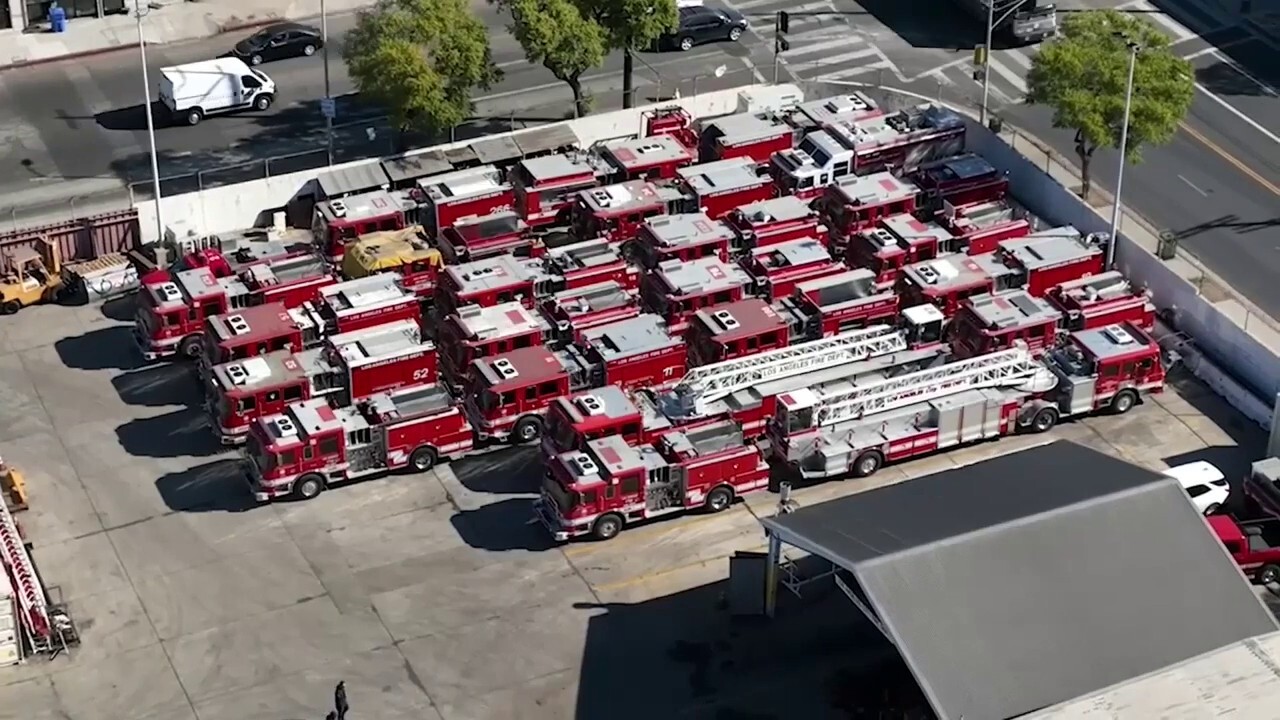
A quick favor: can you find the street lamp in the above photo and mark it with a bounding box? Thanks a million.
[1107,39,1141,269]
[321,0,334,165]
[979,2,1027,125]
[133,0,164,244]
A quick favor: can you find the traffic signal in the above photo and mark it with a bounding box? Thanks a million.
[775,36,791,53]
[776,10,790,34]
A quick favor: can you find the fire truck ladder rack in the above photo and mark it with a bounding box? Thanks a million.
[676,325,906,407]
[0,496,70,658]
[814,345,1042,427]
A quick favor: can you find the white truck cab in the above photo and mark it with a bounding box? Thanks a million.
[159,57,276,127]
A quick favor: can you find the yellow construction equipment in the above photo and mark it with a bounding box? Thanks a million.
[0,238,65,315]
[342,226,442,281]
[0,456,28,512]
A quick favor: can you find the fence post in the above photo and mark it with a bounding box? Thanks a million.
[69,196,77,220]
[265,158,271,180]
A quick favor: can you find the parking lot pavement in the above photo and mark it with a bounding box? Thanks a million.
[0,298,1267,719]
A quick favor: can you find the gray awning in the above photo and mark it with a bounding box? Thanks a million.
[762,441,1279,720]
[470,135,523,165]
[381,151,452,185]
[443,144,479,167]
[316,161,390,198]
[514,124,581,157]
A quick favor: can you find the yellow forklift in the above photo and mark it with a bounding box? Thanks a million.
[0,238,66,315]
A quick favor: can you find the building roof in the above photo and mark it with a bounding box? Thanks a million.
[963,289,1060,331]
[760,441,1279,720]
[511,123,581,157]
[693,298,786,341]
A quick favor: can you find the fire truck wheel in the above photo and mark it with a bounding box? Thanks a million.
[1110,389,1138,415]
[1029,407,1059,434]
[1261,565,1280,586]
[513,416,544,444]
[852,451,883,478]
[179,336,202,359]
[410,446,438,472]
[705,486,734,513]
[293,474,325,501]
[592,514,623,541]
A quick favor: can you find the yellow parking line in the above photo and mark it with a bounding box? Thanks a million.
[1179,121,1280,198]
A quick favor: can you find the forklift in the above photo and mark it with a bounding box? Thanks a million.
[0,238,67,315]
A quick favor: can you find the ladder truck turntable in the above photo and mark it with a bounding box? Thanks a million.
[541,280,641,343]
[725,195,830,253]
[243,386,473,502]
[742,237,844,302]
[437,300,551,391]
[769,321,1166,479]
[640,256,754,337]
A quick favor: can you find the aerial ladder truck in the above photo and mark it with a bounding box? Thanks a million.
[0,479,78,662]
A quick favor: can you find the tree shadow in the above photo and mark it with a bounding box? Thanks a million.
[1194,59,1279,98]
[449,497,558,552]
[110,363,200,407]
[115,407,223,458]
[451,445,543,495]
[54,326,142,371]
[1167,213,1280,242]
[154,457,257,513]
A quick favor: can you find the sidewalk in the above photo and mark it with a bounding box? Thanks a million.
[0,0,373,70]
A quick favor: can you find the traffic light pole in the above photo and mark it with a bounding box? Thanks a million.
[773,11,790,84]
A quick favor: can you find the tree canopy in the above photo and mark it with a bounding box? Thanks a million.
[507,0,608,118]
[1026,9,1194,198]
[579,0,677,108]
[342,0,501,138]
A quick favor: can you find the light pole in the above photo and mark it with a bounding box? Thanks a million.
[322,0,334,165]
[1107,40,1140,269]
[134,0,164,244]
[979,2,1025,126]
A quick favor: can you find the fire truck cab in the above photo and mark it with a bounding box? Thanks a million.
[511,153,606,227]
[950,289,1061,359]
[1046,271,1155,332]
[200,301,317,370]
[935,199,1033,256]
[687,298,789,366]
[541,385,674,458]
[535,424,769,541]
[561,313,687,394]
[437,210,530,264]
[135,268,241,361]
[778,268,901,341]
[341,227,442,300]
[640,256,753,336]
[697,110,794,165]
[313,189,409,263]
[847,214,953,287]
[541,281,641,344]
[742,238,843,302]
[898,252,1014,318]
[724,195,829,253]
[1041,322,1166,418]
[465,345,572,443]
[313,274,422,338]
[673,157,776,220]
[996,228,1105,297]
[417,165,514,238]
[571,180,686,244]
[910,153,1008,210]
[435,254,545,315]
[633,213,733,269]
[819,171,920,248]
[599,133,696,181]
[438,301,551,391]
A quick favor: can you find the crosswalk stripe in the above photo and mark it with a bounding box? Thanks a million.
[782,36,865,60]
[1000,49,1033,71]
[810,59,894,82]
[1119,0,1198,42]
[789,46,882,71]
[726,0,789,10]
[987,58,1028,95]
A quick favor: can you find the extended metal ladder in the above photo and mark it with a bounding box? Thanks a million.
[814,345,1044,426]
[0,495,54,656]
[675,326,907,412]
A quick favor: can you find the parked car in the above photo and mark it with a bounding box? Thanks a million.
[159,58,276,126]
[232,22,323,65]
[658,6,748,51]
[1165,460,1230,515]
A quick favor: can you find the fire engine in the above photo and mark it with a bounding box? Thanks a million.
[340,226,443,300]
[673,157,776,219]
[312,274,422,337]
[599,133,696,181]
[910,153,1009,210]
[818,171,921,251]
[535,423,769,541]
[769,321,1165,479]
[724,195,829,253]
[934,199,1033,256]
[140,228,314,285]
[313,190,410,263]
[541,385,678,458]
[641,106,700,150]
[949,289,1061,359]
[741,238,844,302]
[633,213,733,269]
[206,319,435,444]
[777,268,901,341]
[541,280,642,343]
[438,301,551,391]
[996,227,1105,296]
[510,153,606,227]
[1046,271,1155,332]
[696,110,795,165]
[686,298,789,366]
[770,105,965,199]
[243,386,474,501]
[416,165,514,238]
[571,180,685,244]
[640,256,754,336]
[898,252,1011,317]
[847,214,954,287]
[437,210,531,263]
[197,302,315,369]
[785,93,883,134]
[435,238,632,314]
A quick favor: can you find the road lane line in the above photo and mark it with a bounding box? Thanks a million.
[782,37,864,60]
[1180,121,1280,198]
[1193,82,1280,146]
[1178,174,1209,196]
[1119,0,1197,43]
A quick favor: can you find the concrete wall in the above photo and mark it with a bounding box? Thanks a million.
[965,118,1280,403]
[134,84,798,245]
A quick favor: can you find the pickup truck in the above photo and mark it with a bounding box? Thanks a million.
[1208,515,1280,585]
[952,0,1058,46]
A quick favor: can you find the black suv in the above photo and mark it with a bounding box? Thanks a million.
[659,6,748,51]
[232,22,324,65]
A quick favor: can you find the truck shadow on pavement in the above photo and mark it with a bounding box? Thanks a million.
[449,497,558,552]
[99,295,137,322]
[1149,0,1280,98]
[115,407,224,458]
[110,363,201,407]
[94,102,177,132]
[451,445,544,495]
[54,325,143,371]
[154,458,256,513]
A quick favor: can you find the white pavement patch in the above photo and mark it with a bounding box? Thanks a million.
[781,36,866,61]
[808,59,895,83]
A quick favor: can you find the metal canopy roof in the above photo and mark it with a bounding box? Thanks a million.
[514,124,581,156]
[471,135,523,165]
[381,151,452,184]
[761,441,1278,720]
[316,161,390,198]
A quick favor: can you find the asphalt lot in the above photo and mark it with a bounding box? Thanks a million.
[0,296,1264,720]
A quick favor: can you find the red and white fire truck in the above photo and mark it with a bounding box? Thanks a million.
[673,157,776,219]
[897,252,1012,318]
[599,133,696,181]
[741,238,844,302]
[416,165,514,238]
[541,385,679,458]
[206,319,435,444]
[540,281,641,344]
[724,195,830,254]
[696,110,795,165]
[777,268,901,341]
[949,289,1061,359]
[686,298,789,366]
[571,180,686,244]
[1046,271,1155,332]
[510,152,606,227]
[140,228,314,285]
[934,198,1033,256]
[640,256,754,337]
[437,301,551,391]
[313,190,411,263]
[818,171,920,252]
[996,227,1105,296]
[785,93,883,135]
[312,274,422,336]
[435,238,632,314]
[437,210,531,263]
[769,321,1166,480]
[633,213,733,269]
[244,386,474,501]
[846,214,954,287]
[909,153,1008,210]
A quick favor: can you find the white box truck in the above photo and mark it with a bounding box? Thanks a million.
[158,57,276,127]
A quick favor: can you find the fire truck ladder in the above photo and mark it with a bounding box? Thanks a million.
[0,496,59,657]
[676,325,906,408]
[813,345,1044,427]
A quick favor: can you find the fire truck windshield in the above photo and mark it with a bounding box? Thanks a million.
[782,404,812,434]
[478,387,501,413]
[546,407,578,452]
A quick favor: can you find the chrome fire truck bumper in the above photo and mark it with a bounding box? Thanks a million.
[533,499,571,542]
[219,428,249,446]
[133,325,174,362]
[242,463,284,503]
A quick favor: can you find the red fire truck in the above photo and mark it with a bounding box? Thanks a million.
[846,214,954,287]
[633,213,733,269]
[140,228,314,285]
[996,227,1105,296]
[934,199,1033,256]
[571,180,686,244]
[910,153,1008,210]
[435,238,632,314]
[541,385,678,458]
[724,195,830,254]
[599,133,696,181]
[205,319,435,444]
[697,110,795,165]
[244,386,474,501]
[640,256,754,336]
[741,238,844,302]
[535,424,769,541]
[777,269,901,341]
[541,280,641,344]
[510,152,606,227]
[437,301,551,391]
[686,298,789,366]
[437,210,531,263]
[312,274,422,337]
[785,93,883,134]
[818,171,921,252]
[949,289,1061,359]
[416,165,515,238]
[1046,271,1155,332]
[897,252,1011,318]
[673,157,776,219]
[313,190,410,264]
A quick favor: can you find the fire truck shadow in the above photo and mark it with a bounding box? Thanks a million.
[100,295,137,322]
[154,458,256,513]
[451,446,544,495]
[55,326,144,371]
[110,364,201,407]
[449,498,558,552]
[115,408,223,459]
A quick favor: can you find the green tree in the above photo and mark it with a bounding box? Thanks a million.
[507,0,608,118]
[1025,9,1193,199]
[342,0,501,140]
[579,0,678,108]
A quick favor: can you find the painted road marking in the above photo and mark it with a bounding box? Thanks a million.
[1117,0,1198,43]
[1180,121,1280,199]
[987,57,1028,95]
[781,36,865,60]
[1193,82,1280,146]
[1178,174,1209,196]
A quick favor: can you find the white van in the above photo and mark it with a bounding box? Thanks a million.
[1164,461,1230,515]
[158,57,276,127]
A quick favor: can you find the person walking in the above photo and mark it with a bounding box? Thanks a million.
[335,681,349,720]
